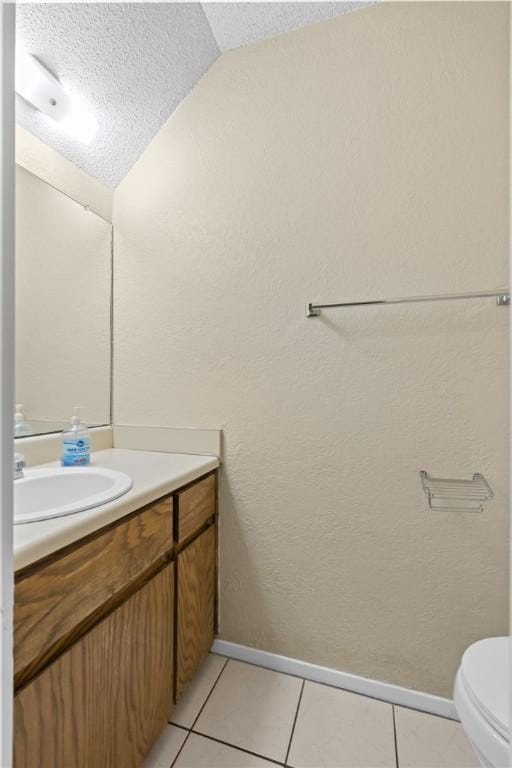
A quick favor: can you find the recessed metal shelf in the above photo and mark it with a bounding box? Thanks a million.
[420,470,494,513]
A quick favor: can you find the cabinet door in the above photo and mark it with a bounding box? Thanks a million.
[176,525,215,699]
[14,564,173,768]
[14,497,173,689]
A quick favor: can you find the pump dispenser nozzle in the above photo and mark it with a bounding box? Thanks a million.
[14,404,31,437]
[71,406,84,425]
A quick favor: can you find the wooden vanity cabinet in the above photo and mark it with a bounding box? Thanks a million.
[14,565,173,768]
[13,468,218,768]
[176,525,216,699]
[175,472,216,544]
[174,472,217,700]
[14,498,173,690]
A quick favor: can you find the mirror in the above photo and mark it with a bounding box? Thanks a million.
[15,164,112,437]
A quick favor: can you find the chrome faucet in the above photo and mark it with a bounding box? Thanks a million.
[14,452,25,480]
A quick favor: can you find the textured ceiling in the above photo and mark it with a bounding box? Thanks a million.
[16,3,220,188]
[202,2,370,52]
[16,2,372,188]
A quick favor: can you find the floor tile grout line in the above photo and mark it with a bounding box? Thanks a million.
[190,655,230,731]
[166,655,455,768]
[213,656,458,722]
[190,729,286,766]
[390,704,458,723]
[170,729,191,768]
[168,722,189,733]
[392,704,400,768]
[284,678,305,766]
[168,655,229,730]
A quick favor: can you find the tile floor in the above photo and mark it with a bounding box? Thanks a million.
[145,654,480,768]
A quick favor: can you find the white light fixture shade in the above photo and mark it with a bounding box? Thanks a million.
[59,102,98,146]
[15,47,98,145]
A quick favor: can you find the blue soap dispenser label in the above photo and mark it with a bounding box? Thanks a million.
[62,436,91,466]
[61,407,91,466]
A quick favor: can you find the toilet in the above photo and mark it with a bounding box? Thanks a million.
[454,637,510,768]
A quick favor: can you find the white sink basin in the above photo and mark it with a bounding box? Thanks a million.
[14,466,133,524]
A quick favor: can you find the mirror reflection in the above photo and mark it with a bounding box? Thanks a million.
[15,164,112,437]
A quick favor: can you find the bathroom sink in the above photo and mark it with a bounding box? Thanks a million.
[14,467,133,524]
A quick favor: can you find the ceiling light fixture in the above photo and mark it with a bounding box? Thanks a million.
[15,47,98,145]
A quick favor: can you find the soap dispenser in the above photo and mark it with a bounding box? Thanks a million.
[14,404,31,437]
[61,407,90,466]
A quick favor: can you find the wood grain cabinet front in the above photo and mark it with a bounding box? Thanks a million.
[13,468,218,766]
[14,564,174,768]
[176,524,216,700]
[14,496,173,689]
[175,473,216,544]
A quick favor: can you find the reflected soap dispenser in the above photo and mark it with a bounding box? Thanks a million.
[61,407,90,466]
[14,404,31,437]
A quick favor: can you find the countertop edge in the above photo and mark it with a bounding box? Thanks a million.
[14,450,219,573]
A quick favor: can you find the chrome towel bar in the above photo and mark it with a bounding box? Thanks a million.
[306,289,510,317]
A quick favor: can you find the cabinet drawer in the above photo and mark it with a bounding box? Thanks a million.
[175,473,216,544]
[14,496,173,688]
[14,564,174,768]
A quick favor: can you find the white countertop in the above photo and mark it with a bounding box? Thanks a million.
[14,448,219,572]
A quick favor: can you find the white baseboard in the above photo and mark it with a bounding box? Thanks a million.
[211,639,458,721]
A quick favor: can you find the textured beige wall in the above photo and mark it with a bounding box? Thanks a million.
[16,165,111,425]
[15,126,112,222]
[114,2,510,696]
